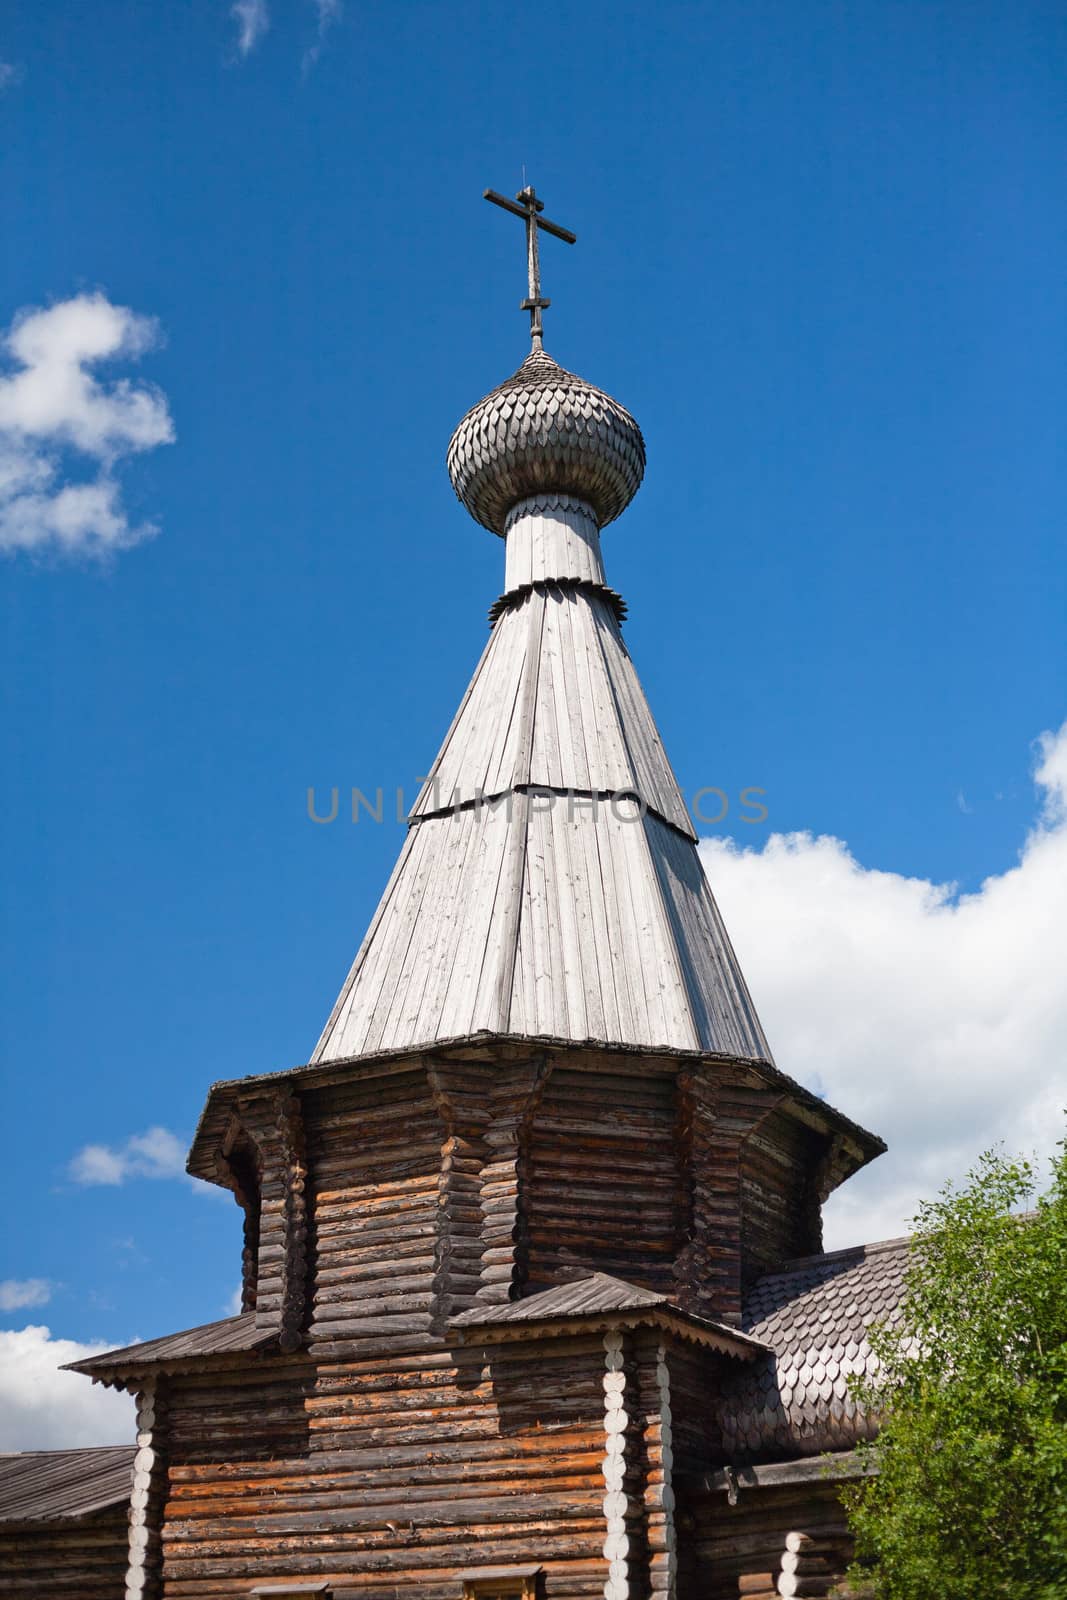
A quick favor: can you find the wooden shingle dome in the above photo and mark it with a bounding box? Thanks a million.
[447,346,645,534]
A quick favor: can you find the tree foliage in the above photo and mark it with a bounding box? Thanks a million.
[842,1140,1067,1598]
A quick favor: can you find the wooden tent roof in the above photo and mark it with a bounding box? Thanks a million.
[313,487,773,1065]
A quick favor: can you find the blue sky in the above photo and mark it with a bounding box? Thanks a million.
[1,0,1065,1441]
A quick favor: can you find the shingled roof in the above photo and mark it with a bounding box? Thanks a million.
[0,1447,134,1523]
[717,1235,911,1462]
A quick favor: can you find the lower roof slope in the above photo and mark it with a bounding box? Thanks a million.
[67,1313,275,1386]
[717,1235,911,1462]
[0,1446,134,1523]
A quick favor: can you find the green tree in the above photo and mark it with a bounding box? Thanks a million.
[842,1140,1067,1599]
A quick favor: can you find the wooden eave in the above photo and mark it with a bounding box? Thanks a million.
[64,1347,282,1394]
[63,1314,281,1392]
[186,1033,884,1187]
[447,1304,770,1362]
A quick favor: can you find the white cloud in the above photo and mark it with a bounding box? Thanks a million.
[699,719,1067,1251]
[225,1283,244,1316]
[0,1326,135,1450]
[232,0,269,55]
[311,0,342,29]
[69,1126,187,1187]
[0,292,174,558]
[0,1279,53,1312]
[0,61,22,92]
[303,0,342,72]
[229,1,340,69]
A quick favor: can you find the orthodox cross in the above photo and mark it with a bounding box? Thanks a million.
[484,184,577,350]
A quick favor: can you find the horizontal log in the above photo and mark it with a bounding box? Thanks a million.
[164,1488,603,1540]
[310,1314,434,1339]
[316,1262,438,1289]
[313,1287,434,1312]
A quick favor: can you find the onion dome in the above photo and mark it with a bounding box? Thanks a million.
[447,347,645,536]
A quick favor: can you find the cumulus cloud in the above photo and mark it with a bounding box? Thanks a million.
[0,1279,53,1312]
[231,0,269,54]
[699,720,1067,1251]
[69,1126,186,1187]
[0,1326,134,1450]
[0,292,174,558]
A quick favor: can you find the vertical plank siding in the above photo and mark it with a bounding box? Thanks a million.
[310,575,774,1067]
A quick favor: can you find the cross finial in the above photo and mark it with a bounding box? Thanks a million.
[484,184,577,351]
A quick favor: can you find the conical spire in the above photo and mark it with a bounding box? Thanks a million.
[313,313,772,1066]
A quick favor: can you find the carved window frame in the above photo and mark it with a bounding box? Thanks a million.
[458,1564,542,1600]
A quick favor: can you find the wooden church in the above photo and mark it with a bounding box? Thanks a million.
[0,187,908,1600]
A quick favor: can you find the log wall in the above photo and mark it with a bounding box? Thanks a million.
[226,1090,310,1347]
[0,1506,130,1598]
[681,1481,852,1600]
[76,1045,857,1600]
[526,1064,679,1294]
[303,1067,446,1350]
[219,1048,837,1345]
[673,1072,784,1324]
[663,1343,723,1479]
[160,1334,614,1600]
[738,1108,825,1292]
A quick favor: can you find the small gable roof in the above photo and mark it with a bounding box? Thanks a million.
[450,1272,769,1359]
